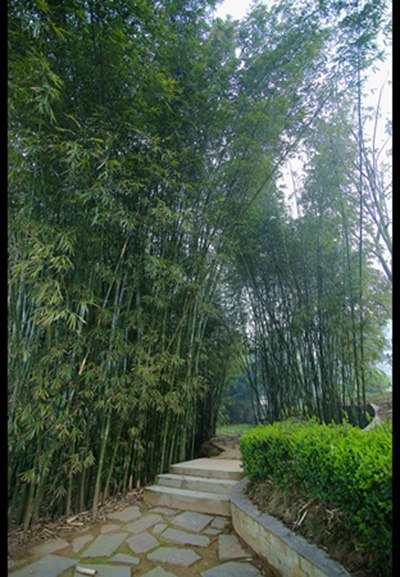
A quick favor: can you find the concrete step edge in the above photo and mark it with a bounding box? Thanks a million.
[144,484,231,501]
[143,484,232,516]
[157,473,238,488]
[170,463,243,480]
[157,473,238,483]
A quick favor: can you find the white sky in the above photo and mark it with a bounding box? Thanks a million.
[214,0,254,20]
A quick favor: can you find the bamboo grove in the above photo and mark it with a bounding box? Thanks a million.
[230,0,392,426]
[8,0,391,530]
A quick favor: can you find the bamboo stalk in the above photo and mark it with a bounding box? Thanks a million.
[65,439,76,518]
[103,419,123,501]
[23,438,41,532]
[92,411,111,515]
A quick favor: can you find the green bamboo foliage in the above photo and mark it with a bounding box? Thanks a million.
[9,0,388,532]
[232,113,391,426]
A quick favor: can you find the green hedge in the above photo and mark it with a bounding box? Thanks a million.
[240,419,392,575]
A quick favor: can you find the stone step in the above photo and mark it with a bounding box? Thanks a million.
[143,485,232,516]
[170,458,244,481]
[156,473,238,495]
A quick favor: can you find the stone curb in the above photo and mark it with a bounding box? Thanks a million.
[230,478,352,577]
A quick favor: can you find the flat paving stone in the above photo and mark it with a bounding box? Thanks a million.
[101,523,121,533]
[147,546,201,567]
[126,531,159,553]
[204,528,222,536]
[32,538,69,557]
[10,554,76,577]
[80,532,128,557]
[126,513,163,533]
[202,561,262,577]
[141,568,179,577]
[171,511,213,532]
[110,553,140,564]
[151,506,180,516]
[161,527,211,548]
[218,534,248,560]
[107,505,142,522]
[153,522,168,534]
[74,563,130,576]
[210,516,230,530]
[72,534,94,553]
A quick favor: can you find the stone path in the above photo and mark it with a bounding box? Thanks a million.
[9,505,272,577]
[9,441,274,577]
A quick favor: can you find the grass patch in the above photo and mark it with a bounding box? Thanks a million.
[216,423,255,436]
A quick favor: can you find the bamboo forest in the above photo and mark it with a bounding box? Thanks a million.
[8,0,392,532]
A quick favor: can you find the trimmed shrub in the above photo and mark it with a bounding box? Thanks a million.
[240,419,392,575]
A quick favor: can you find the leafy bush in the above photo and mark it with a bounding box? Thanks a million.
[240,419,392,575]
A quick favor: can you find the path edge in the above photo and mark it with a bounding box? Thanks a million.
[230,478,352,577]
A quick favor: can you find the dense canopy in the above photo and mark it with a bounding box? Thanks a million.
[8,0,391,530]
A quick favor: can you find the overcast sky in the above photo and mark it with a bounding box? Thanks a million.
[214,0,254,19]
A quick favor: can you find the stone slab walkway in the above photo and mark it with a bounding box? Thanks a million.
[9,503,272,577]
